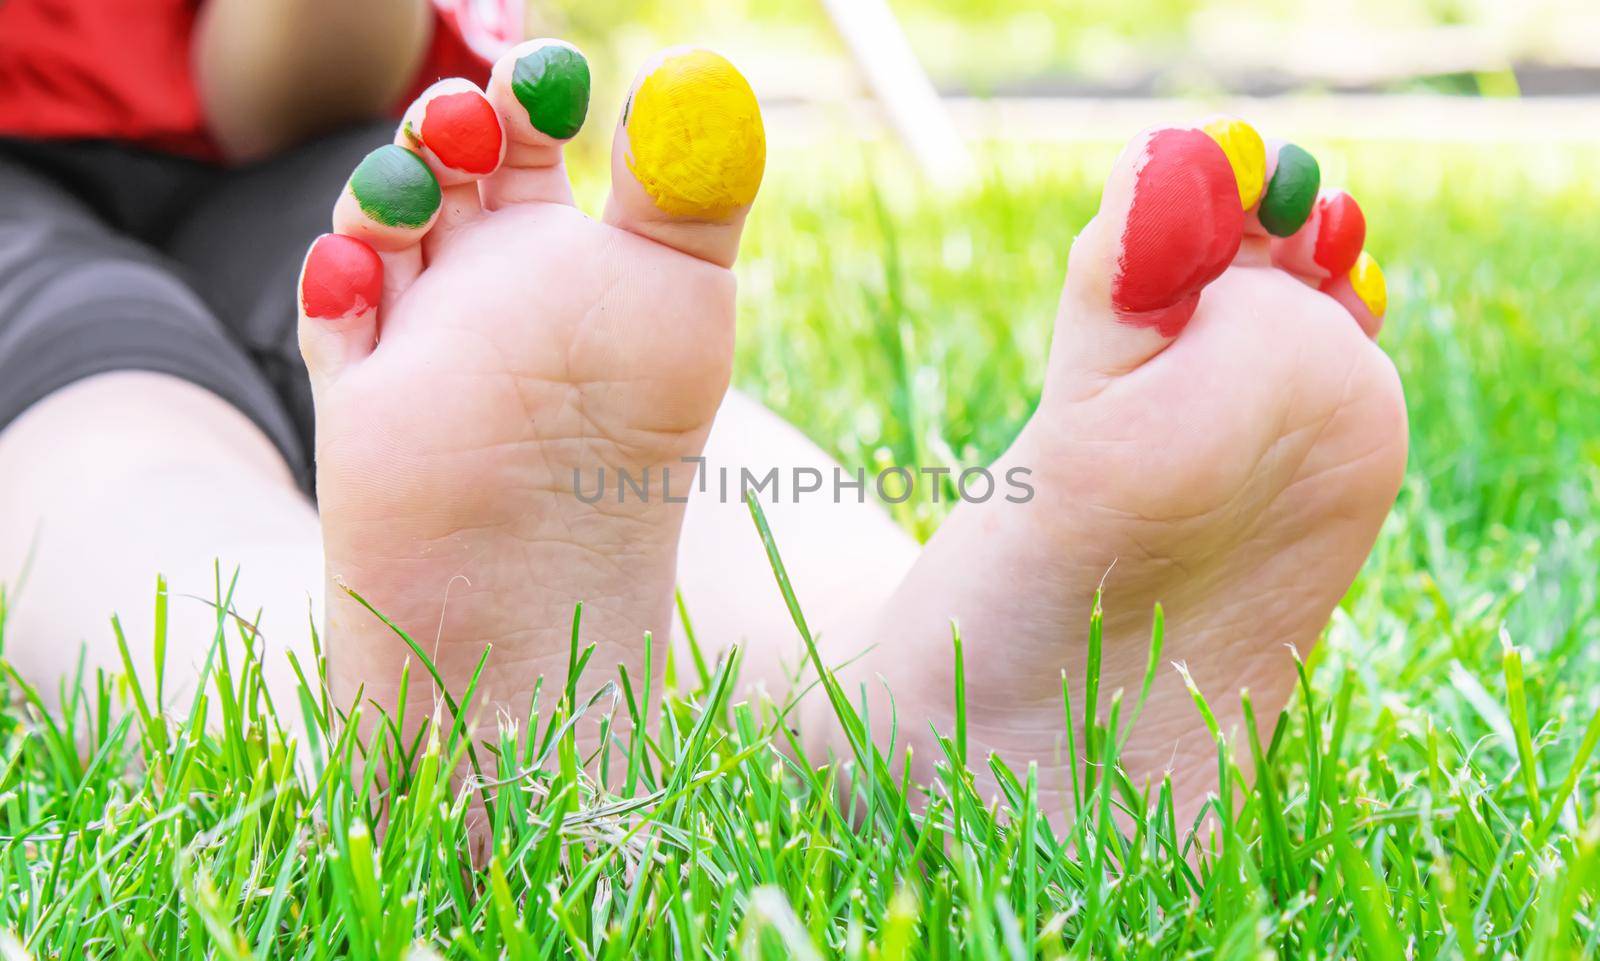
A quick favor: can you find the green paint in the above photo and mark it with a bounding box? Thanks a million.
[512,45,590,140]
[1257,143,1320,237]
[348,145,441,229]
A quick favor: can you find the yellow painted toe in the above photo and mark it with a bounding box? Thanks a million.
[624,51,765,219]
[1350,250,1388,318]
[1202,117,1266,210]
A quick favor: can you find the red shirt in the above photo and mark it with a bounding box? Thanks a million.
[0,0,519,160]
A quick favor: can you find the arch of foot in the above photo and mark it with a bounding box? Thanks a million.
[1201,116,1390,337]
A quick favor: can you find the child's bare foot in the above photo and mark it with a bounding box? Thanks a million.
[808,121,1406,817]
[296,41,764,737]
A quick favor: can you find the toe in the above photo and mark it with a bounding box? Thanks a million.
[331,143,437,309]
[1253,140,1322,240]
[1104,127,1244,333]
[481,38,590,209]
[1201,116,1268,213]
[395,79,504,256]
[1055,125,1243,377]
[603,48,766,268]
[399,79,506,186]
[1319,250,1389,338]
[1201,116,1272,265]
[298,233,382,387]
[1271,188,1367,283]
[1199,123,1322,265]
[332,143,443,251]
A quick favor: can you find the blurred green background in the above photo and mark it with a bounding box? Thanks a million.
[535,0,1599,97]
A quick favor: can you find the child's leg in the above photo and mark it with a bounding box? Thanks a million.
[0,372,323,713]
[0,148,322,712]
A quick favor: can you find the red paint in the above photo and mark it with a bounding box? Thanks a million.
[1112,128,1244,336]
[421,91,502,174]
[1311,190,1365,276]
[302,234,383,320]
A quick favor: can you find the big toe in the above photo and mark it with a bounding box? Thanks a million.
[603,48,766,268]
[1053,125,1245,381]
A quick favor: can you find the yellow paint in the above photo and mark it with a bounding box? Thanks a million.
[1349,251,1387,318]
[625,51,765,219]
[1202,117,1266,210]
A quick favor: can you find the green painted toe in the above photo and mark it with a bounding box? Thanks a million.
[511,45,591,140]
[349,145,441,229]
[1257,143,1320,237]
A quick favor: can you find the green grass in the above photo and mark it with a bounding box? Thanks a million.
[4,138,1600,958]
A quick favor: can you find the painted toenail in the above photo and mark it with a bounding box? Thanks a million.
[302,234,382,320]
[421,91,502,174]
[624,50,765,219]
[1257,143,1320,237]
[511,44,590,140]
[1111,127,1244,336]
[349,145,441,229]
[1202,117,1266,209]
[1347,250,1387,318]
[1312,189,1366,277]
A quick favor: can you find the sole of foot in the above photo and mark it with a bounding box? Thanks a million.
[805,119,1406,823]
[297,41,765,756]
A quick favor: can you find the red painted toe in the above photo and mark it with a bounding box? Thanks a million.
[302,234,383,321]
[1272,189,1367,281]
[1111,128,1245,337]
[1312,190,1366,277]
[421,91,504,176]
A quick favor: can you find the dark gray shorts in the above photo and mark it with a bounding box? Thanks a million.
[0,123,392,494]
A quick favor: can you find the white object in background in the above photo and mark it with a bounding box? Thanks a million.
[818,0,976,186]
